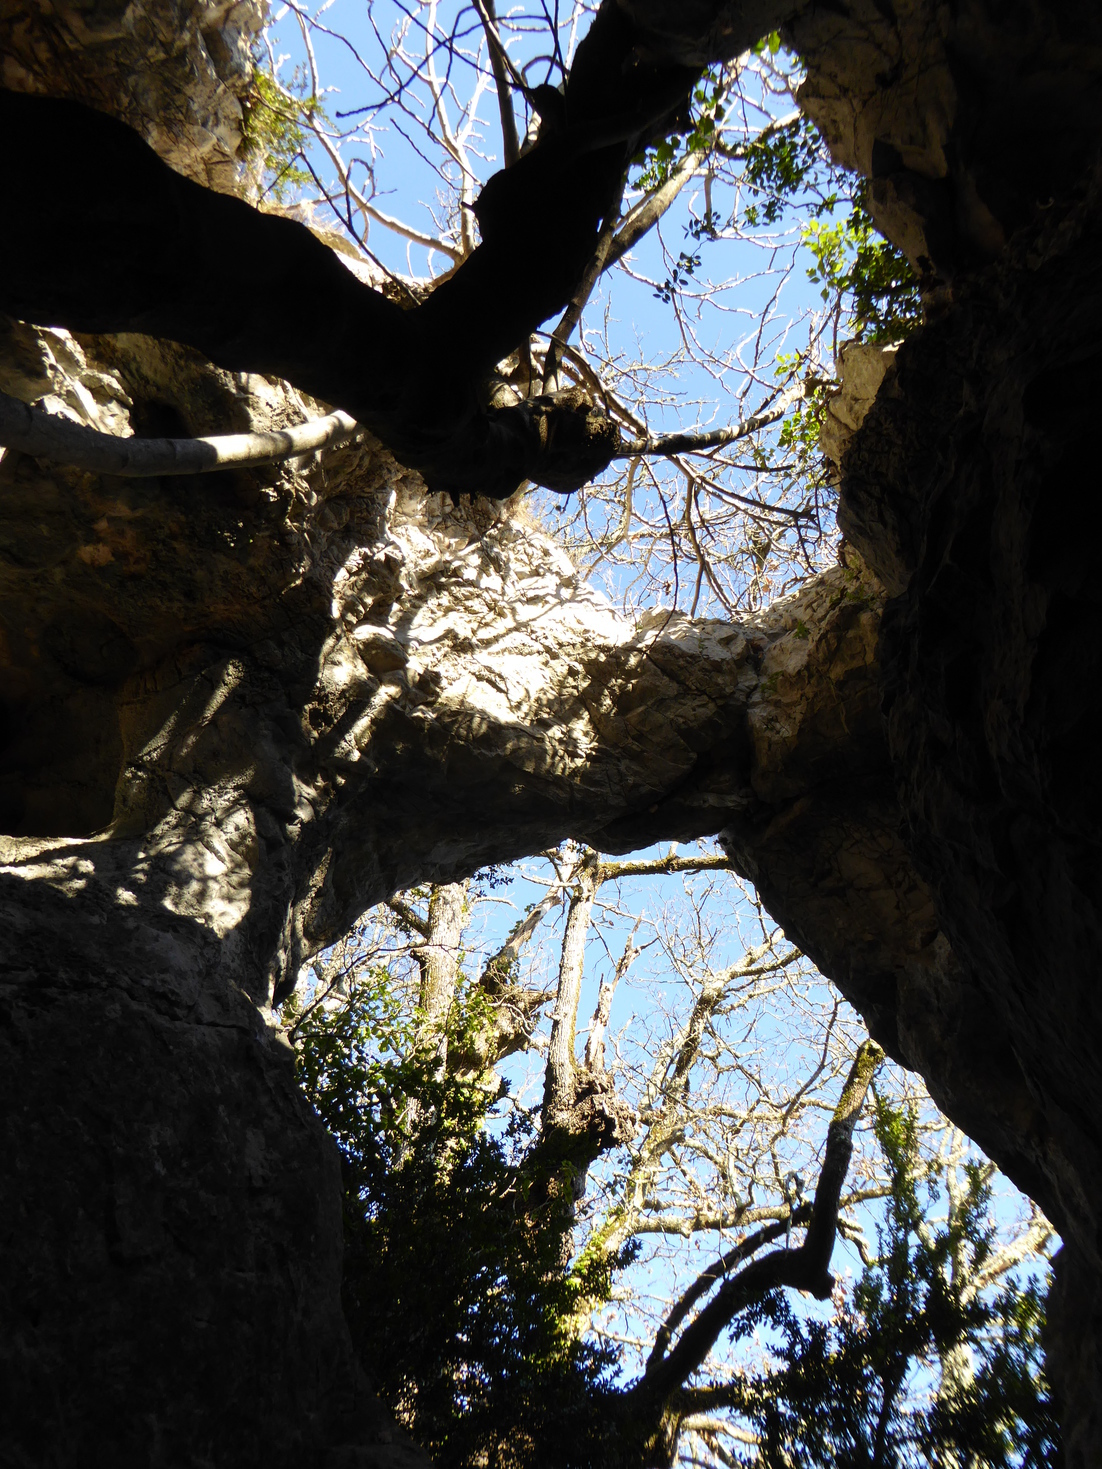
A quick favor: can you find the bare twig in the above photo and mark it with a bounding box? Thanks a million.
[636,1039,885,1404]
[617,379,812,457]
[473,0,521,165]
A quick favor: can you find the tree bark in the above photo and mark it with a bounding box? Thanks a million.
[543,852,600,1129]
[414,881,469,1077]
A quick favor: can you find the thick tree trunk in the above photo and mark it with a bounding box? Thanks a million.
[414,882,469,1073]
[543,853,600,1129]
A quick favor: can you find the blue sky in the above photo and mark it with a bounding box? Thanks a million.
[273,2,1054,1439]
[259,0,843,617]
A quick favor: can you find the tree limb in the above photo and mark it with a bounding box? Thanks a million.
[598,852,732,881]
[0,390,359,476]
[543,177,626,392]
[386,897,430,938]
[472,0,521,167]
[479,884,565,994]
[617,379,812,457]
[604,144,709,271]
[646,1211,811,1370]
[412,881,468,1082]
[1,0,712,500]
[635,1038,884,1405]
[543,850,601,1127]
[584,919,642,1069]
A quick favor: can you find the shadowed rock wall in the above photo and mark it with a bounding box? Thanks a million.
[843,175,1102,1461]
[788,9,1102,1448]
[0,0,265,191]
[4,0,1102,1461]
[0,314,893,1465]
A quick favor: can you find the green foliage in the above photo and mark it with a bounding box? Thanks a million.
[752,30,783,58]
[295,973,623,1469]
[654,251,702,305]
[242,65,327,202]
[294,961,419,1153]
[773,349,831,474]
[739,113,835,229]
[801,194,921,345]
[728,1103,1061,1469]
[472,863,516,898]
[737,111,920,343]
[293,942,1056,1469]
[630,52,920,352]
[631,68,728,194]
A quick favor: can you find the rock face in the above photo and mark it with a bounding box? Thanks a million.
[0,327,431,1468]
[0,0,264,191]
[842,190,1102,1256]
[789,0,1102,285]
[841,175,1102,1452]
[790,7,1102,1444]
[4,0,1102,1461]
[0,313,890,1466]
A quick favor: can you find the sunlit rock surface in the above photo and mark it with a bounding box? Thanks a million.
[0,313,896,1466]
[4,0,1102,1461]
[0,0,264,191]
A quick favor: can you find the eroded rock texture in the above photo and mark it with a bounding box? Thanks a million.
[789,6,1102,1450]
[4,0,1102,1461]
[843,177,1102,1455]
[0,0,264,191]
[789,0,1102,284]
[0,313,887,1466]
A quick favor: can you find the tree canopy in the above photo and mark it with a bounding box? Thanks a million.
[288,852,1056,1467]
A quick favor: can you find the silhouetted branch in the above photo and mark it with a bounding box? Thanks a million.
[617,379,813,457]
[635,1038,884,1405]
[472,0,521,166]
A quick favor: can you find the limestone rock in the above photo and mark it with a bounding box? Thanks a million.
[0,319,900,1465]
[5,0,1102,1459]
[0,0,265,191]
[818,340,898,476]
[789,0,1102,282]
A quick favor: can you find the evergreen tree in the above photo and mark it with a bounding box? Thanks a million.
[296,968,624,1468]
[729,1104,1060,1469]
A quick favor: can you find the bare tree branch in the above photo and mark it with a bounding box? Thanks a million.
[635,1038,885,1405]
[0,390,359,476]
[479,882,565,993]
[411,881,469,1090]
[604,144,709,271]
[386,897,431,938]
[544,180,626,392]
[472,0,521,167]
[617,378,812,457]
[585,919,642,1069]
[598,851,733,882]
[647,1211,809,1370]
